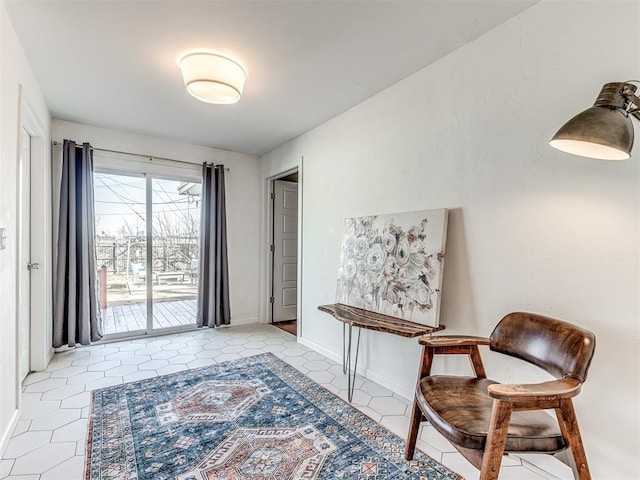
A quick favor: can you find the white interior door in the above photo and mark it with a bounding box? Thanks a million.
[18,127,31,381]
[272,180,298,322]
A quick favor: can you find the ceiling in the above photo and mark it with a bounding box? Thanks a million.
[6,1,537,156]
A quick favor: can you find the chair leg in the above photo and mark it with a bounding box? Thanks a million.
[454,445,484,470]
[469,345,487,379]
[406,346,433,461]
[405,399,424,460]
[479,400,512,480]
[555,398,591,480]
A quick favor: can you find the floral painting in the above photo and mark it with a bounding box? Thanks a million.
[336,209,448,327]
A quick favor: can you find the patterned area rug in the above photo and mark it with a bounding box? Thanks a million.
[86,353,461,479]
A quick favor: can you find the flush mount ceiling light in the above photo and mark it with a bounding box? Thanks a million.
[178,51,246,105]
[550,81,640,160]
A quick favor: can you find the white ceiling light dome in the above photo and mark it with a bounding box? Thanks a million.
[178,51,246,105]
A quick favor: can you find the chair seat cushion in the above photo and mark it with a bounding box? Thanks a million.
[417,376,566,453]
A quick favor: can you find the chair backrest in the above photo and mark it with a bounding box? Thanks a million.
[490,312,596,382]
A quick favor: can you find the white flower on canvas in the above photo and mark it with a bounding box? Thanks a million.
[407,280,432,308]
[354,237,369,258]
[383,257,398,277]
[395,240,411,266]
[382,233,396,253]
[365,244,386,273]
[342,235,355,256]
[342,258,357,279]
[401,252,426,280]
[381,280,403,304]
[336,211,446,325]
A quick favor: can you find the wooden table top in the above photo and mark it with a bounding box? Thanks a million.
[318,303,444,338]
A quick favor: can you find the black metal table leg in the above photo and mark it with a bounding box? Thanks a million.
[342,322,361,402]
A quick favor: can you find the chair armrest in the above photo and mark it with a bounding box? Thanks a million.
[488,377,582,402]
[419,335,490,347]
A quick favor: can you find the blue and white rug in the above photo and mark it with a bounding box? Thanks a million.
[86,352,461,479]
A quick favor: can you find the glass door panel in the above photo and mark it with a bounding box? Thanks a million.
[94,172,147,336]
[150,178,201,331]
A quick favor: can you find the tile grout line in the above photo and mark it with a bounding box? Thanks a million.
[1,325,570,479]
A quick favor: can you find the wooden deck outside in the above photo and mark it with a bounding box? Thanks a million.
[101,298,197,335]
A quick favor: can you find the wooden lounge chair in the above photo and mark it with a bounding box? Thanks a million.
[405,311,596,480]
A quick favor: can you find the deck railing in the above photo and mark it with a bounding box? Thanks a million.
[95,235,199,275]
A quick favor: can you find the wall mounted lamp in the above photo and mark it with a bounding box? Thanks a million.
[550,81,640,160]
[178,51,246,105]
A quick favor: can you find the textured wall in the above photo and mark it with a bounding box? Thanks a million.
[261,1,639,477]
[0,0,51,454]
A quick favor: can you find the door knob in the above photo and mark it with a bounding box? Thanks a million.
[27,262,39,270]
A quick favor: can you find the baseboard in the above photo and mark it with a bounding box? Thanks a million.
[363,368,412,401]
[297,336,412,401]
[298,337,343,365]
[37,347,54,371]
[230,317,260,326]
[0,408,19,458]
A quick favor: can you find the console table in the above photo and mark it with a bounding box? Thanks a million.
[318,303,445,402]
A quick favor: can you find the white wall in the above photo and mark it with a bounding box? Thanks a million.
[52,120,263,325]
[0,0,51,455]
[261,1,639,478]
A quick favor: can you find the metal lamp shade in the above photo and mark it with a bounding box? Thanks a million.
[550,83,636,160]
[550,106,633,160]
[179,52,246,105]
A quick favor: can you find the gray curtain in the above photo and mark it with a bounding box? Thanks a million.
[197,163,231,327]
[53,140,102,347]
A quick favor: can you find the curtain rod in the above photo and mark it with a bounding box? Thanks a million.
[51,141,229,171]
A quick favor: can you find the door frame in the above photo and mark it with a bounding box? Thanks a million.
[93,166,202,341]
[17,90,49,391]
[263,165,303,337]
[17,125,32,382]
[271,178,298,324]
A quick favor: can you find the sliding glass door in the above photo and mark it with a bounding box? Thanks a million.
[94,170,201,338]
[94,172,148,336]
[150,177,200,331]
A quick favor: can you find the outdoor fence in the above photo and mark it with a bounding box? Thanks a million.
[95,235,199,276]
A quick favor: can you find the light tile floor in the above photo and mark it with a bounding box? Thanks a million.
[0,324,573,480]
